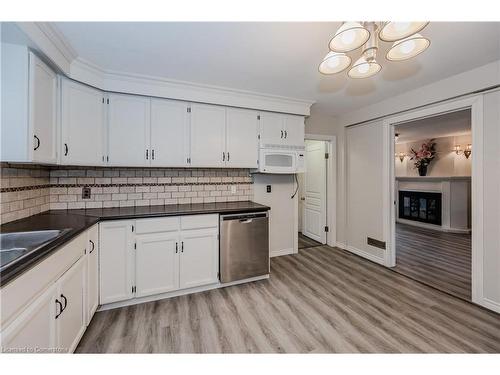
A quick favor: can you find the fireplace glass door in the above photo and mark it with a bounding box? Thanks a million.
[399,190,442,225]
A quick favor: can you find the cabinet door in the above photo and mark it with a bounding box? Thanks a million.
[56,257,86,353]
[135,233,180,297]
[283,115,305,147]
[29,52,57,163]
[107,94,150,166]
[0,284,57,353]
[150,98,190,167]
[259,112,285,146]
[190,103,226,167]
[61,79,105,166]
[85,225,99,325]
[99,221,135,304]
[179,229,219,289]
[226,108,259,168]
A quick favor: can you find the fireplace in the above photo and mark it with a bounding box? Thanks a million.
[398,190,442,226]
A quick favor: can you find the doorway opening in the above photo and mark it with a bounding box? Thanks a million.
[392,109,472,301]
[298,138,332,250]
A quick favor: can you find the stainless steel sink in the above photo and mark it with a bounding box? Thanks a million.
[0,229,71,267]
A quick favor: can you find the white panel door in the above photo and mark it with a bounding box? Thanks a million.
[99,221,135,304]
[259,112,285,146]
[61,79,105,166]
[303,140,327,244]
[29,52,57,163]
[85,225,99,325]
[179,229,219,289]
[226,108,259,168]
[346,121,385,263]
[0,284,57,352]
[190,103,226,167]
[150,98,190,167]
[135,233,180,297]
[57,257,86,353]
[284,115,305,148]
[107,94,151,166]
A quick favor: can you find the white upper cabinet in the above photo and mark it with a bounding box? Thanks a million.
[150,99,190,167]
[1,45,57,163]
[259,112,285,146]
[225,108,259,168]
[283,115,305,148]
[259,112,305,148]
[61,79,105,165]
[107,94,151,167]
[30,52,58,163]
[190,103,226,167]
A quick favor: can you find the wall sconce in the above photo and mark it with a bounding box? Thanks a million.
[454,144,472,159]
[395,152,406,163]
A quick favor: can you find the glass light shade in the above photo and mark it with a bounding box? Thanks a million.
[329,22,370,52]
[379,22,429,42]
[386,34,430,61]
[348,55,381,79]
[318,51,351,74]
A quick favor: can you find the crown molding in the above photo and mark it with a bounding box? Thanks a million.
[15,22,77,74]
[70,57,314,115]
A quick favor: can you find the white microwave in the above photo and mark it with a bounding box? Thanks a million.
[255,147,305,174]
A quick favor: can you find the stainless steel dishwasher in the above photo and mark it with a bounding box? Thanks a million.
[220,211,269,283]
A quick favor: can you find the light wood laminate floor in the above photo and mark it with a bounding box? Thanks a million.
[394,223,471,301]
[76,245,499,353]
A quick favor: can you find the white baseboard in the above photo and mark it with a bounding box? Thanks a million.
[335,241,347,250]
[476,297,500,314]
[397,218,471,233]
[98,275,269,312]
[270,247,296,258]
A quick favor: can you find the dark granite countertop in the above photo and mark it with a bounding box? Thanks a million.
[0,201,269,286]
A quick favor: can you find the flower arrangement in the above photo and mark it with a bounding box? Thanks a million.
[409,139,437,176]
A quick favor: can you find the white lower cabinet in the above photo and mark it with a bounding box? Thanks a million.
[99,220,135,304]
[85,225,99,326]
[0,257,86,353]
[0,283,57,352]
[99,214,219,305]
[135,232,179,297]
[56,257,86,352]
[179,229,219,289]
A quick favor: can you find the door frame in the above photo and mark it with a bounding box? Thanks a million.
[304,134,337,247]
[382,94,486,308]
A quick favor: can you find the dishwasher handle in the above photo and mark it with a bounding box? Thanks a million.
[239,218,253,224]
[221,212,268,221]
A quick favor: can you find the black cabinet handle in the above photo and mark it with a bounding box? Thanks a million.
[280,130,283,138]
[227,152,230,161]
[181,241,184,253]
[55,299,63,319]
[64,143,69,156]
[89,239,95,254]
[222,152,225,161]
[284,130,288,139]
[146,149,149,160]
[61,294,67,312]
[33,135,40,150]
[175,242,178,253]
[152,149,155,160]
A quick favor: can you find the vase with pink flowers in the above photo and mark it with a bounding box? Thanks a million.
[409,139,437,176]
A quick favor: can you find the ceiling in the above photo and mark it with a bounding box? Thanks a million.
[395,109,471,144]
[53,22,500,116]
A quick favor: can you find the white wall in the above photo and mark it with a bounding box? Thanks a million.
[395,135,472,177]
[253,174,298,257]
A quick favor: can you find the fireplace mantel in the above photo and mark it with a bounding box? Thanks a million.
[395,176,471,233]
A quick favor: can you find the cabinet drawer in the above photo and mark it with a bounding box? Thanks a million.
[0,231,86,327]
[135,217,180,234]
[181,214,219,230]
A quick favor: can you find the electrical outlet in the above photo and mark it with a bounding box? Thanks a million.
[266,185,272,193]
[82,187,91,199]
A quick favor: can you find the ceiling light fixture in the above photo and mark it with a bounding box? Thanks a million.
[318,51,352,75]
[320,21,430,79]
